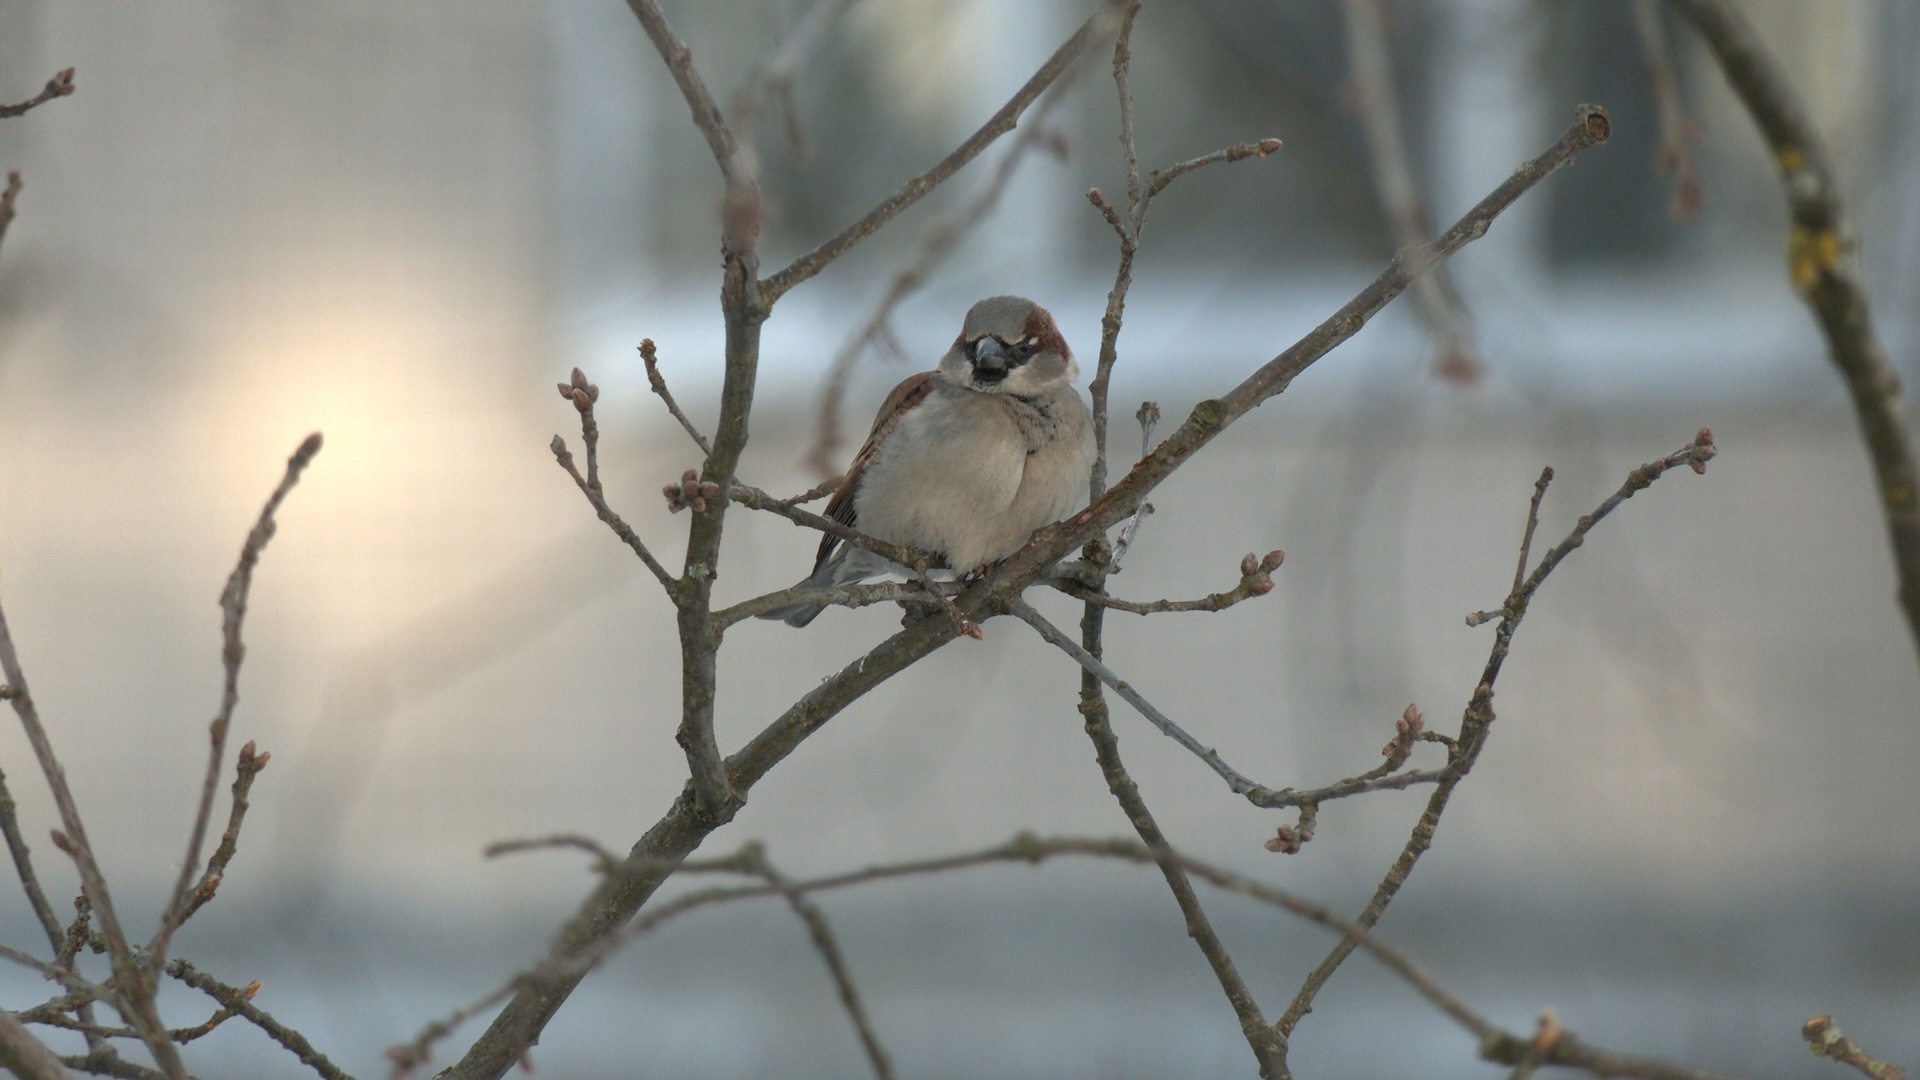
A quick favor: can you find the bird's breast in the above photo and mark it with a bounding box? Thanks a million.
[855,389,1086,569]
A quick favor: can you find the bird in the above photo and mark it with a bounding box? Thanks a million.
[760,295,1096,627]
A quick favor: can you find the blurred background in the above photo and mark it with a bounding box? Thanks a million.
[0,0,1916,1076]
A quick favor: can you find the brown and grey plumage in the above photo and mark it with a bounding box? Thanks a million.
[761,296,1096,627]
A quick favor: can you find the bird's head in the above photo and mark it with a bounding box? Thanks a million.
[939,295,1075,396]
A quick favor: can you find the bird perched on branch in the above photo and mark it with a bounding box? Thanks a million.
[761,296,1096,627]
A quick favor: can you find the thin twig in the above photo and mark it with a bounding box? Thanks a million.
[622,0,749,204]
[738,845,895,1080]
[729,0,861,165]
[0,172,24,258]
[1007,598,1269,795]
[0,69,76,120]
[163,960,353,1080]
[558,368,602,490]
[1104,402,1160,573]
[760,0,1127,303]
[1078,714,1287,1075]
[1276,429,1717,1047]
[0,943,112,1004]
[1338,0,1481,382]
[716,581,957,630]
[1801,1015,1907,1080]
[2,566,190,1074]
[1631,0,1702,219]
[178,741,270,923]
[639,339,712,457]
[484,834,621,875]
[55,1048,171,1080]
[780,478,840,508]
[25,995,253,1046]
[727,481,936,572]
[0,762,65,950]
[1669,0,1920,665]
[1052,547,1279,614]
[1147,138,1284,196]
[154,433,324,976]
[1511,466,1552,598]
[550,436,677,591]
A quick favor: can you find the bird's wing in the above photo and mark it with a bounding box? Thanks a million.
[812,370,935,575]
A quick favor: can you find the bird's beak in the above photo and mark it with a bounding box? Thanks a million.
[971,338,1009,381]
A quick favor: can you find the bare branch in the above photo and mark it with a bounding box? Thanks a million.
[1074,683,1285,1075]
[716,580,956,630]
[1008,598,1272,796]
[1668,0,1920,664]
[484,834,621,875]
[621,1,749,202]
[178,742,271,924]
[1278,429,1716,1047]
[727,481,938,572]
[639,340,712,457]
[1631,0,1702,219]
[738,845,894,1080]
[761,0,1126,303]
[1052,547,1280,614]
[550,436,676,592]
[1104,402,1160,573]
[163,960,351,1080]
[154,433,324,975]
[729,0,861,165]
[1338,0,1481,382]
[0,943,112,1005]
[174,745,270,922]
[56,1048,173,1080]
[779,477,840,508]
[1801,1015,1907,1080]
[0,761,66,951]
[0,172,25,258]
[1146,138,1284,196]
[0,1008,71,1080]
[2,564,188,1075]
[0,69,76,120]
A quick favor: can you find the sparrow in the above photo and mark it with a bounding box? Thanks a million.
[760,295,1096,627]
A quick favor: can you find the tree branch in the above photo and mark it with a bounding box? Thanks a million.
[1337,0,1480,381]
[1075,668,1286,1077]
[737,845,894,1080]
[163,960,351,1080]
[1630,0,1702,219]
[1277,430,1716,1047]
[0,172,24,258]
[153,434,324,975]
[1800,1015,1907,1080]
[0,1008,70,1080]
[1668,0,1920,665]
[0,69,76,120]
[176,741,271,923]
[760,0,1127,304]
[549,431,677,593]
[639,339,712,457]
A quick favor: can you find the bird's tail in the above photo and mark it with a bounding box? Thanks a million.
[755,553,868,627]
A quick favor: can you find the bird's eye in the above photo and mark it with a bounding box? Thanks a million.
[1007,340,1033,364]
